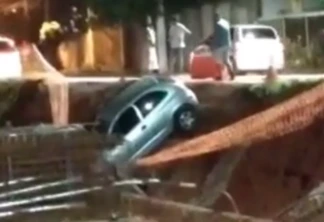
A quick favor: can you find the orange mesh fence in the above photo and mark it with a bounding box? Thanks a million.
[137,82,324,167]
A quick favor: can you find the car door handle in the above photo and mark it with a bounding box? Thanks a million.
[141,125,146,130]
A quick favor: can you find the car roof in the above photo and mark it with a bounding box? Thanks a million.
[231,24,275,30]
[97,75,176,123]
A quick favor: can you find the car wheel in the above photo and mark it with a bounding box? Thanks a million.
[174,104,197,134]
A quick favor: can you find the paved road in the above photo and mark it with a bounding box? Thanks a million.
[65,73,324,85]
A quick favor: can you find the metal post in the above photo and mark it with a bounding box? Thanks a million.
[156,0,168,73]
[282,18,286,39]
[305,16,310,57]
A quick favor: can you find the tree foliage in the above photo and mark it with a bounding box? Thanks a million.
[86,0,221,24]
[319,0,324,8]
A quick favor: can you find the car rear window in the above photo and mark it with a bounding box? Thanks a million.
[0,41,15,52]
[242,28,277,39]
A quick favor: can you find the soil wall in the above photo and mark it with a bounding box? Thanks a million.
[1,80,259,128]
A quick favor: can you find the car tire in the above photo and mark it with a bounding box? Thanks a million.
[174,104,197,134]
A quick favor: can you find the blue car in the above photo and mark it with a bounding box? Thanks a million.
[94,76,199,177]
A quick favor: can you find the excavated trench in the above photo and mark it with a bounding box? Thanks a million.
[0,78,321,220]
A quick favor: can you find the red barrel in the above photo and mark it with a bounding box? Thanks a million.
[188,45,225,81]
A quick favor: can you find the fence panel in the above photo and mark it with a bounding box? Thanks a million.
[0,125,105,220]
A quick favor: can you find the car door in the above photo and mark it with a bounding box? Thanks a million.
[110,105,145,158]
[130,90,170,160]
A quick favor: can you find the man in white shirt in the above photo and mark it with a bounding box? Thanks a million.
[168,16,191,73]
[146,16,159,74]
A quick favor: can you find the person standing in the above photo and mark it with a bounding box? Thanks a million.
[146,17,160,74]
[168,16,191,73]
[208,12,235,80]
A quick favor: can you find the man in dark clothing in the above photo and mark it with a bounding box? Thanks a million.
[207,12,235,80]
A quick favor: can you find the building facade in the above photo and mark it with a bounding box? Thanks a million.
[260,0,323,19]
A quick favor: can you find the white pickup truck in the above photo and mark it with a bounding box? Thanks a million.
[230,24,285,75]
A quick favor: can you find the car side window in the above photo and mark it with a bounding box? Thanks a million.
[135,91,167,117]
[112,106,140,135]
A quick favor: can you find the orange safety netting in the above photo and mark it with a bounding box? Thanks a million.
[137,82,324,167]
[22,43,69,125]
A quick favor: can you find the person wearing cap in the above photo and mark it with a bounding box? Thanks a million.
[208,12,235,80]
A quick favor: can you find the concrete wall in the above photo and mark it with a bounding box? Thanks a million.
[58,26,125,74]
[261,0,289,18]
[261,0,322,18]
